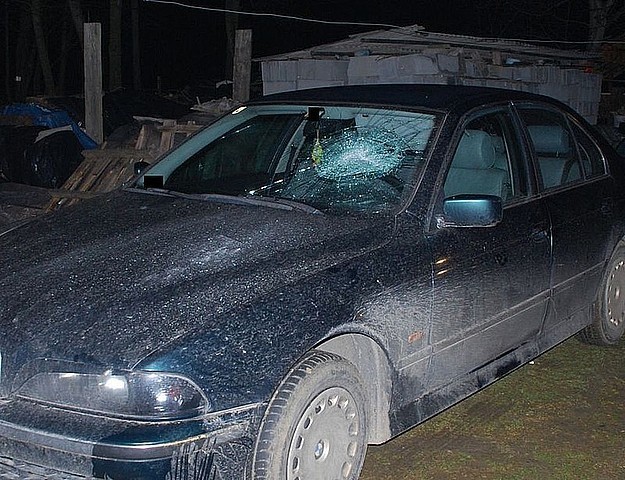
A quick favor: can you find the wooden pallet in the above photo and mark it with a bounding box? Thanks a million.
[136,119,201,155]
[46,148,153,210]
[46,120,200,210]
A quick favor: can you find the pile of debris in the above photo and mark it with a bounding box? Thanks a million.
[0,90,236,230]
[48,118,201,210]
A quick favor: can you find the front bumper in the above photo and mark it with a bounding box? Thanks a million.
[0,398,261,479]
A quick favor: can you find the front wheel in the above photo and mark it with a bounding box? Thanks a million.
[579,244,625,345]
[252,350,368,480]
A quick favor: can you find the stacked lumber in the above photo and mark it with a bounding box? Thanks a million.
[46,148,153,210]
[153,119,200,155]
[47,119,200,210]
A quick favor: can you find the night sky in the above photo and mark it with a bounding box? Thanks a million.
[140,1,423,88]
[137,0,589,90]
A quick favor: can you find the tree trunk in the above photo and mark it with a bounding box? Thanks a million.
[131,0,141,90]
[224,0,241,80]
[4,0,10,102]
[15,8,34,100]
[31,0,56,95]
[588,0,614,51]
[58,15,70,95]
[67,0,84,51]
[109,0,122,91]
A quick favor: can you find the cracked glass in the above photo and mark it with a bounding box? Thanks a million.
[139,105,439,214]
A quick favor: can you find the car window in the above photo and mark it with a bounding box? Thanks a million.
[569,121,606,178]
[165,115,301,195]
[516,107,584,190]
[443,110,526,203]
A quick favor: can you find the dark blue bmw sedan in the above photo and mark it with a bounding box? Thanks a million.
[0,85,623,479]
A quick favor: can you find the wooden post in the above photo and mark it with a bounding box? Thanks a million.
[84,23,104,145]
[232,29,252,103]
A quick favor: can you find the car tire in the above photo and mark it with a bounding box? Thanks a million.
[251,350,368,480]
[579,243,625,346]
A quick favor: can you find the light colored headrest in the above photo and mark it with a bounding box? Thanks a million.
[453,130,496,169]
[528,125,570,155]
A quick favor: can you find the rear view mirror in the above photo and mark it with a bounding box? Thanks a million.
[134,161,151,175]
[437,195,502,228]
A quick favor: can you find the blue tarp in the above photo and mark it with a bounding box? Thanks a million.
[0,103,98,149]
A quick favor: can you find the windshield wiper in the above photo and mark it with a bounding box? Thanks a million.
[256,196,323,215]
[126,187,323,215]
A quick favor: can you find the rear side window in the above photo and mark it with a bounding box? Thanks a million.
[516,108,583,190]
[569,121,606,178]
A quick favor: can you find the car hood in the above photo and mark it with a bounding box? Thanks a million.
[0,190,393,393]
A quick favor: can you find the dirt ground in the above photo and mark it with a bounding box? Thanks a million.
[360,336,625,480]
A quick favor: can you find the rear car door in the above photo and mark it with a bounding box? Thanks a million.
[426,106,551,388]
[514,104,616,339]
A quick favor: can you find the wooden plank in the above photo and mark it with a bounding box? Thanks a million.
[45,118,202,210]
[159,119,176,154]
[157,122,200,135]
[233,29,252,103]
[84,23,104,145]
[153,120,201,153]
[46,148,153,210]
[135,124,150,149]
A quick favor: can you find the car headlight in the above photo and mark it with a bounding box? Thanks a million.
[16,370,208,420]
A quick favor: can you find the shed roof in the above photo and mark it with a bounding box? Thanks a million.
[258,24,598,65]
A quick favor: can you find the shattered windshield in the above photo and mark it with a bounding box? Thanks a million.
[136,104,439,214]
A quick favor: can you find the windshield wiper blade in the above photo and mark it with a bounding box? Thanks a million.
[128,187,323,214]
[261,196,324,215]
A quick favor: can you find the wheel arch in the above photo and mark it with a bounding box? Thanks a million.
[315,333,393,444]
[596,233,625,296]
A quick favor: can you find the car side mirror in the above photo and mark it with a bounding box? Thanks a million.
[437,195,502,228]
[134,161,151,175]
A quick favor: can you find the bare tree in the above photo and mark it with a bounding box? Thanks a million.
[67,0,84,50]
[4,1,10,101]
[225,0,241,79]
[109,0,122,90]
[588,0,625,50]
[131,0,141,89]
[14,4,36,100]
[31,0,56,95]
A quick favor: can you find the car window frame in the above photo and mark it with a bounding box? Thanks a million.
[567,116,610,179]
[511,101,610,197]
[426,102,539,231]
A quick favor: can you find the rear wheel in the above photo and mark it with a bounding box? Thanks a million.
[579,244,625,345]
[252,350,368,480]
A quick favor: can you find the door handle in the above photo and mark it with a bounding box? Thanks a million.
[530,224,549,243]
[601,199,613,216]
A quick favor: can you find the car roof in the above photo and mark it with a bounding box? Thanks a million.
[247,84,562,114]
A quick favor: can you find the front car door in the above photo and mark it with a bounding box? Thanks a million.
[426,105,552,389]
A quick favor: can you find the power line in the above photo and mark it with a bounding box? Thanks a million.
[142,0,404,30]
[142,0,625,46]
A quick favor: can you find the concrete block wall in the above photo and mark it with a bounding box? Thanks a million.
[261,53,602,124]
[261,59,349,94]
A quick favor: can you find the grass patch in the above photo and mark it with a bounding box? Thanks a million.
[361,337,625,480]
